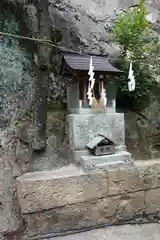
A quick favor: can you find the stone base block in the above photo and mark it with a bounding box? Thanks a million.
[23,191,144,238]
[80,151,132,167]
[17,159,160,238]
[17,165,108,213]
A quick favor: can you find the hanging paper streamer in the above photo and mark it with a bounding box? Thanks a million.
[99,82,107,112]
[88,57,94,75]
[87,57,95,105]
[128,62,136,92]
[87,84,92,98]
[101,82,107,106]
[87,82,92,105]
[89,72,95,81]
[90,78,95,89]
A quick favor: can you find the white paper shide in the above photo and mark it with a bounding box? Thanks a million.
[101,82,107,106]
[128,62,136,92]
[87,57,95,105]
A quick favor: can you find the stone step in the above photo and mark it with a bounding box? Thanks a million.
[74,149,91,162]
[80,151,132,168]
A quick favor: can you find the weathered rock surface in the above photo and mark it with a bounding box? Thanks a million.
[125,106,160,160]
[0,132,23,236]
[0,34,34,128]
[0,202,21,234]
[49,0,139,55]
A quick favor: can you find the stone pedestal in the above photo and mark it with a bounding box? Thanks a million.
[68,113,131,168]
[68,113,125,150]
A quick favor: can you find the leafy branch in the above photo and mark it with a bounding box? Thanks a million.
[113,0,160,111]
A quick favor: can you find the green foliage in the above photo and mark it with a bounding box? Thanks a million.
[114,0,150,53]
[113,0,159,111]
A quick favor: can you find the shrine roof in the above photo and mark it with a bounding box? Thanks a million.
[87,134,115,149]
[63,53,122,73]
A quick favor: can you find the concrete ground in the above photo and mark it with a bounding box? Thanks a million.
[51,224,160,240]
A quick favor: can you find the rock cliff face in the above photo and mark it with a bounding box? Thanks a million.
[48,0,138,55]
[0,0,156,128]
[0,8,35,237]
[0,40,34,128]
[21,0,139,57]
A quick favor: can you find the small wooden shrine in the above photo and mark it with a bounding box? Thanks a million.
[59,53,131,167]
[60,53,122,114]
[86,134,116,156]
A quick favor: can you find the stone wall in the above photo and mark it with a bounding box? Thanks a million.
[17,159,160,238]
